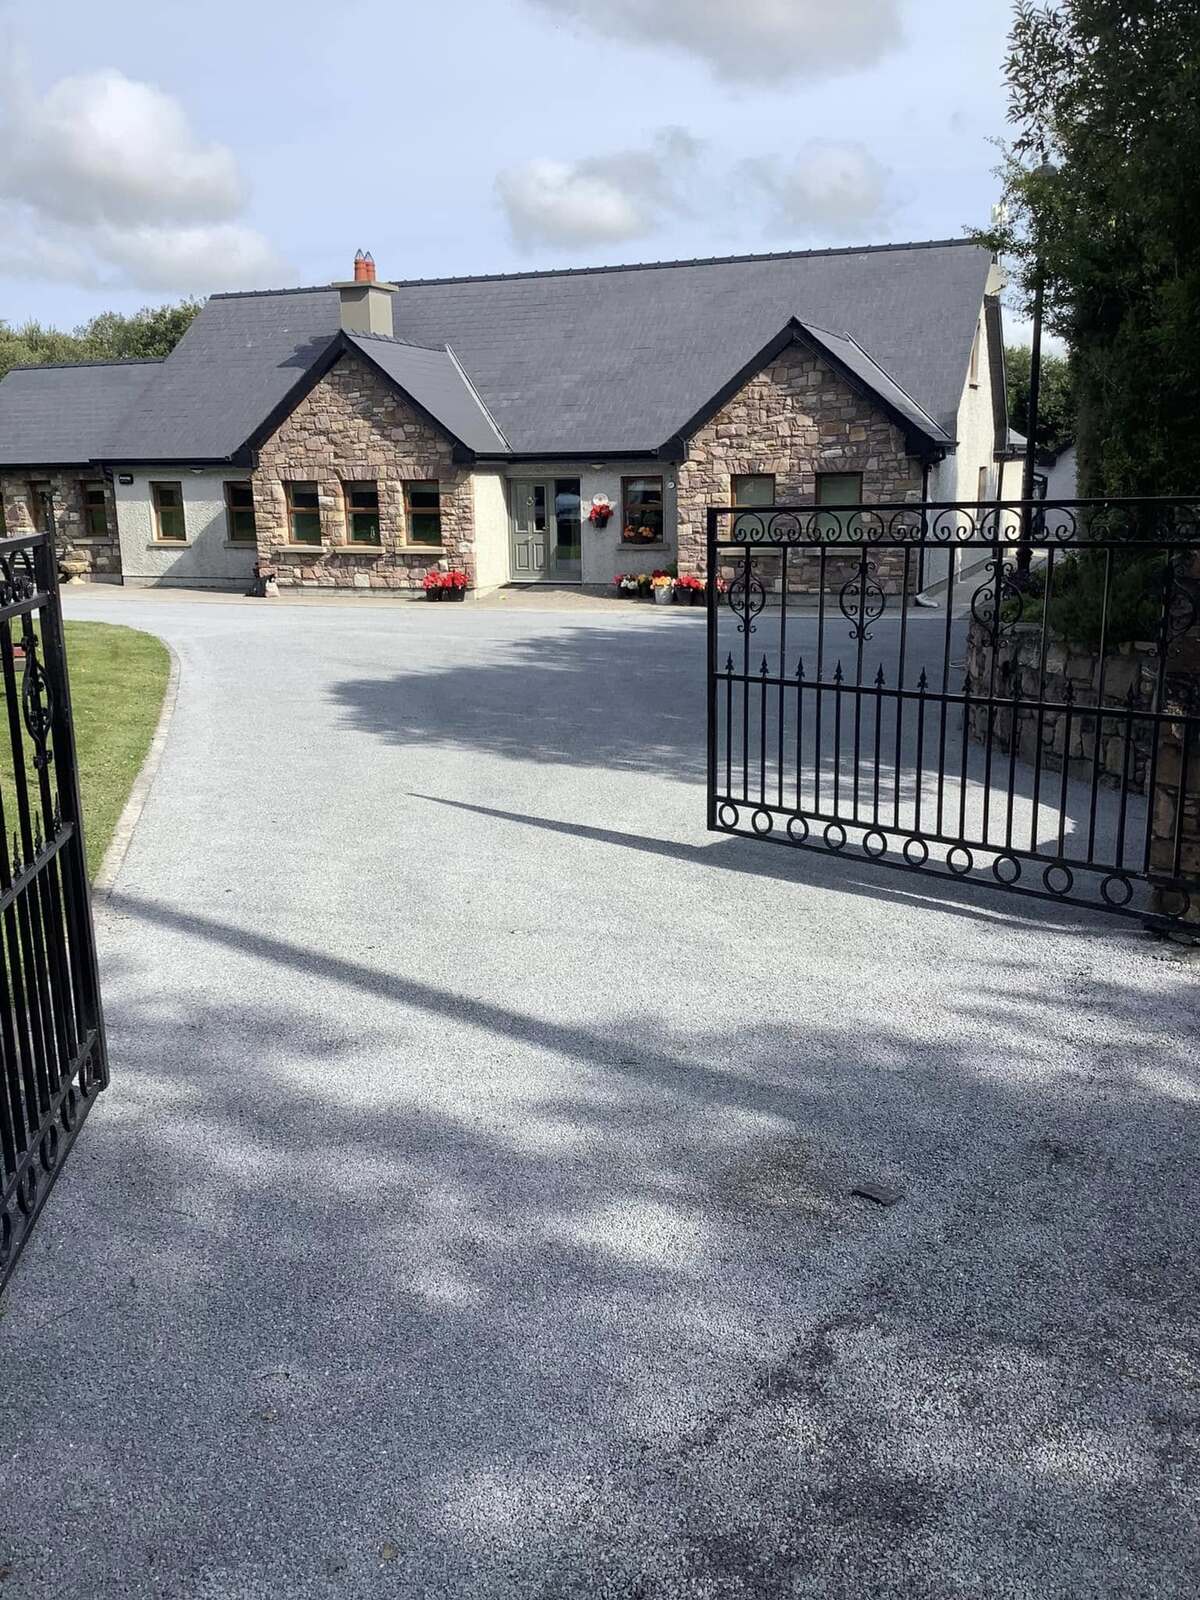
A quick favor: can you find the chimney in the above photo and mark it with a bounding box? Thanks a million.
[336,249,396,337]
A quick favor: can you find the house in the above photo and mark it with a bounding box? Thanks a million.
[0,240,1011,596]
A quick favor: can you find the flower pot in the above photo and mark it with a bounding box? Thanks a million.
[425,587,443,601]
[444,586,466,600]
[653,586,673,605]
[691,588,705,606]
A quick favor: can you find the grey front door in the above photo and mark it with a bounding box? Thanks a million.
[511,482,549,578]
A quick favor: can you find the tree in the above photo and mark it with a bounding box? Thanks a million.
[1004,343,1075,456]
[980,1,1200,497]
[0,298,202,381]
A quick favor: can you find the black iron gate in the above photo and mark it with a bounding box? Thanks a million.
[0,532,107,1293]
[706,499,1200,928]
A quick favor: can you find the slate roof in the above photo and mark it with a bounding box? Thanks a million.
[0,360,160,466]
[345,333,509,453]
[0,239,993,465]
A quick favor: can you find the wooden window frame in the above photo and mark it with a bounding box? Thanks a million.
[224,480,257,544]
[343,480,382,546]
[731,473,776,508]
[150,481,186,543]
[285,481,322,546]
[404,480,443,548]
[80,480,109,539]
[969,323,981,387]
[620,474,666,546]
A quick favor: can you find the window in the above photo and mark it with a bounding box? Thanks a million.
[81,481,108,538]
[815,471,863,537]
[285,481,322,545]
[553,478,581,570]
[621,475,664,544]
[405,481,442,546]
[977,465,989,503]
[151,481,185,542]
[732,474,775,507]
[225,481,257,543]
[344,481,381,545]
[969,323,981,386]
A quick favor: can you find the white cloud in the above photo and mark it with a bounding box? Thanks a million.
[498,128,699,248]
[740,141,891,236]
[0,69,244,227]
[0,59,286,293]
[526,0,902,82]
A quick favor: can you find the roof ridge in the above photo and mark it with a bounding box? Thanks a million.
[3,357,165,372]
[208,237,985,301]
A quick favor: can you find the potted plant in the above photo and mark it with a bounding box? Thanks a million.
[614,573,639,597]
[589,497,614,529]
[443,569,468,600]
[636,572,653,599]
[422,571,444,601]
[651,573,675,605]
[676,573,705,606]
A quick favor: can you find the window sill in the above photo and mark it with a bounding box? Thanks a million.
[276,544,327,554]
[620,542,669,551]
[224,541,258,551]
[146,541,189,549]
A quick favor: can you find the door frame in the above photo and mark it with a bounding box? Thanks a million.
[508,477,582,584]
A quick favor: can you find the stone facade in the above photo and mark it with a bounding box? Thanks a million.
[968,616,1200,923]
[251,352,475,591]
[0,469,120,578]
[674,342,925,592]
[965,622,1161,790]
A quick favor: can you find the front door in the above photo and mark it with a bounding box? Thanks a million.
[510,479,583,582]
[510,482,549,579]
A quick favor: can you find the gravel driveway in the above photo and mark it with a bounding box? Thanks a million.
[1,589,1197,1599]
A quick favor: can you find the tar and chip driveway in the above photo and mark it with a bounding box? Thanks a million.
[1,588,1197,1599]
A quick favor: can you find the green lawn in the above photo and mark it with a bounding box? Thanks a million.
[0,622,172,880]
[63,622,171,878]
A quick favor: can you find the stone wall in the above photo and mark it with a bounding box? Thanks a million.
[968,616,1200,923]
[965,621,1160,790]
[0,469,120,579]
[251,352,475,592]
[674,340,925,592]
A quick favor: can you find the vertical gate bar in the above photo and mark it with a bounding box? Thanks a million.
[852,547,868,821]
[935,544,958,836]
[705,508,719,827]
[32,537,104,1082]
[777,548,788,809]
[1030,548,1056,854]
[814,548,827,814]
[724,655,733,802]
[795,656,804,814]
[0,619,57,1126]
[1142,547,1177,876]
[892,548,912,830]
[1084,549,1113,862]
[958,644,972,840]
[1057,682,1075,858]
[1115,686,1135,874]
[872,666,883,824]
[1004,670,1021,850]
[980,542,1004,847]
[24,603,79,1087]
[914,670,928,831]
[741,546,751,804]
[833,663,843,814]
[0,752,28,1175]
[758,655,768,806]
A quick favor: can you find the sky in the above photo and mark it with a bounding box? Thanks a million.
[0,0,1035,337]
